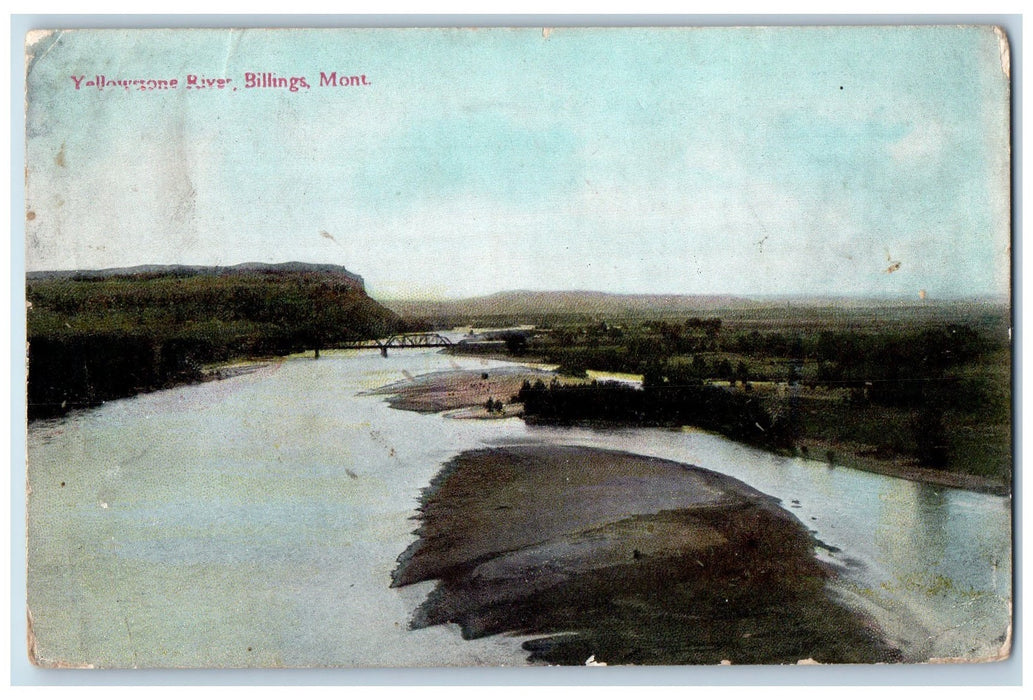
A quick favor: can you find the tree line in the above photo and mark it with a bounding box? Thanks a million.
[518,375,792,450]
[505,317,1003,470]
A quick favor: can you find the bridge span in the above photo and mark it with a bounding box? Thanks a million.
[337,332,454,356]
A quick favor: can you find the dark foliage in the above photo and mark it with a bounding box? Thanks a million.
[518,375,790,449]
[499,314,1003,472]
[27,270,401,418]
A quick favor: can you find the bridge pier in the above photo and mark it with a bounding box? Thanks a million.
[380,345,388,357]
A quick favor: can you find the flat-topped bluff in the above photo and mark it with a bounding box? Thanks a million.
[26,262,399,419]
[27,261,366,290]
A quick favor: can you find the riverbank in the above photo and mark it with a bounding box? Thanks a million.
[791,437,1010,497]
[200,358,280,382]
[393,445,902,665]
[376,364,1009,496]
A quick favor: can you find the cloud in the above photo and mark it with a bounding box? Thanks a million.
[888,122,946,163]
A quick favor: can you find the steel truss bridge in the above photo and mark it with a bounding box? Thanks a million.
[338,332,454,356]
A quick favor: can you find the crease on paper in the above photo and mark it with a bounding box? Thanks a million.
[221,28,242,78]
[25,29,63,80]
[928,607,1013,664]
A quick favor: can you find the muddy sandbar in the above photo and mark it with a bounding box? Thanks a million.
[393,445,900,665]
[367,366,561,414]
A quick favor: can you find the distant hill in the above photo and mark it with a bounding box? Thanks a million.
[27,261,366,290]
[384,289,1010,324]
[384,290,760,320]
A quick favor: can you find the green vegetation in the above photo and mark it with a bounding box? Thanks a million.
[518,377,787,449]
[425,297,1011,487]
[27,265,401,419]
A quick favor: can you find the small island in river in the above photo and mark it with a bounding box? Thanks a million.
[392,445,902,665]
[365,366,561,416]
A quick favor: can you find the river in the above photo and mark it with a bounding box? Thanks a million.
[26,347,1012,667]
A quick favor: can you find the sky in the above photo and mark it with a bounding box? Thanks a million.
[24,26,1011,299]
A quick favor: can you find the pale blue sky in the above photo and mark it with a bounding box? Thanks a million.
[25,26,1010,299]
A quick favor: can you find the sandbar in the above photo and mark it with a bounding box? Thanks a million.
[393,445,901,665]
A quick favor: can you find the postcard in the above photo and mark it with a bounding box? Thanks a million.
[24,26,1012,668]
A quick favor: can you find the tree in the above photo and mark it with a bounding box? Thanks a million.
[736,360,750,386]
[716,359,734,382]
[504,332,529,355]
[691,354,709,380]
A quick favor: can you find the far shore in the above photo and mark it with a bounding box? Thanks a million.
[789,437,1009,497]
[372,361,1009,497]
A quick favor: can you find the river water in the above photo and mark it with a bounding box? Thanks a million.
[26,348,1011,667]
